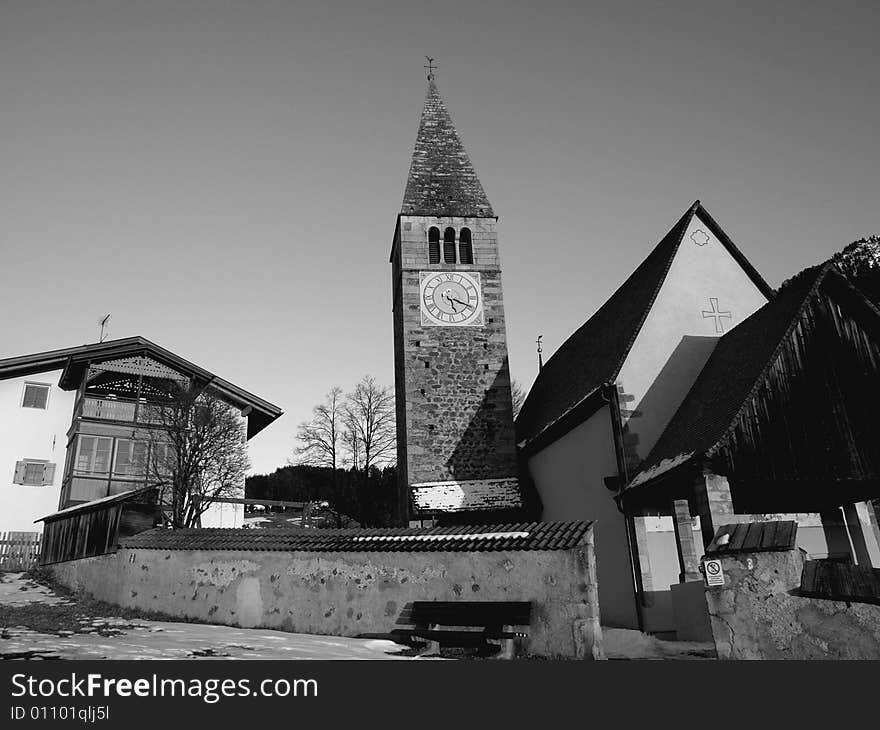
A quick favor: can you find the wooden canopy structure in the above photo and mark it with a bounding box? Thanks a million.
[627,264,880,513]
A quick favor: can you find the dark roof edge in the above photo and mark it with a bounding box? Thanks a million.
[518,385,608,456]
[37,486,158,523]
[0,337,282,436]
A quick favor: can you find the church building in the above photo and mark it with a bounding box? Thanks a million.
[517,202,880,633]
[391,73,521,525]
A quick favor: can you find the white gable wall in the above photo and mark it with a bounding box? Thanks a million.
[617,213,769,468]
[0,372,74,532]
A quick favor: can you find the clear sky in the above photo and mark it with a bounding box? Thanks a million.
[2,1,878,474]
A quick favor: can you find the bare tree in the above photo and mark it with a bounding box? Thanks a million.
[340,416,362,470]
[511,378,527,420]
[146,383,250,529]
[292,387,343,471]
[343,375,396,477]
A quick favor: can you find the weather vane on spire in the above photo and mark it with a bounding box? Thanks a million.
[424,56,436,81]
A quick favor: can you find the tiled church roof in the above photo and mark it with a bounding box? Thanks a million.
[400,79,494,218]
[628,264,880,489]
[516,202,772,449]
[122,521,594,553]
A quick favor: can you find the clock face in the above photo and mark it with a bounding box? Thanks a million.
[420,271,484,327]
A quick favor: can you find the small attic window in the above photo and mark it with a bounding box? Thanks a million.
[21,383,50,410]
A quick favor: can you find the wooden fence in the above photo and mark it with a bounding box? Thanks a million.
[0,531,42,572]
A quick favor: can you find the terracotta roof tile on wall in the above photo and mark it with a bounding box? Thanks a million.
[401,79,494,218]
[121,521,594,553]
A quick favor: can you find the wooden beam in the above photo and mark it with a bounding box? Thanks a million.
[205,497,309,508]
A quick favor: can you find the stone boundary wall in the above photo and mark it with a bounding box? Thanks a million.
[704,547,880,659]
[49,536,603,659]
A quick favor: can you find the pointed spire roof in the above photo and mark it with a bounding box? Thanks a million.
[401,78,494,217]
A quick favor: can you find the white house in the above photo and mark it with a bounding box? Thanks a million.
[0,337,282,534]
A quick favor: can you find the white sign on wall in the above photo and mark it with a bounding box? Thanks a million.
[704,559,725,587]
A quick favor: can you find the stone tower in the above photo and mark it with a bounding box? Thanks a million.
[390,75,521,525]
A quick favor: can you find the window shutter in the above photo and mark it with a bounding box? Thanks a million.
[42,463,56,485]
[13,461,26,484]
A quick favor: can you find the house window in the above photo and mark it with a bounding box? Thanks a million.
[459,228,473,264]
[443,227,456,264]
[75,435,113,474]
[428,227,440,264]
[13,459,56,486]
[114,439,148,477]
[21,383,50,410]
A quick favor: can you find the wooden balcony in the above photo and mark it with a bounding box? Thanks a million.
[77,397,165,424]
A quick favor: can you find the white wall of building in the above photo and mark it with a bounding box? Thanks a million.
[0,371,74,532]
[527,406,640,629]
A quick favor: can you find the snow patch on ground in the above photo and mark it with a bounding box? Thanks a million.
[603,628,716,660]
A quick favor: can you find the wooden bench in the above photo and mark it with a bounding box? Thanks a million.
[391,601,532,658]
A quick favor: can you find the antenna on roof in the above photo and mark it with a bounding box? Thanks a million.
[99,314,111,343]
[536,335,543,373]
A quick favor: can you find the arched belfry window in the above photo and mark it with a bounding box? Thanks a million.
[443,227,456,264]
[428,227,440,264]
[459,228,473,264]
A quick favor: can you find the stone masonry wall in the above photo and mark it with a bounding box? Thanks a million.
[392,216,519,509]
[704,547,880,659]
[50,539,604,659]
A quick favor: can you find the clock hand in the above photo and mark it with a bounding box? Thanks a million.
[450,297,468,307]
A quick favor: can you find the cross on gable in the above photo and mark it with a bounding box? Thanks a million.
[702,297,732,333]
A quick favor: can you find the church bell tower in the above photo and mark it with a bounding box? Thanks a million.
[391,70,521,525]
